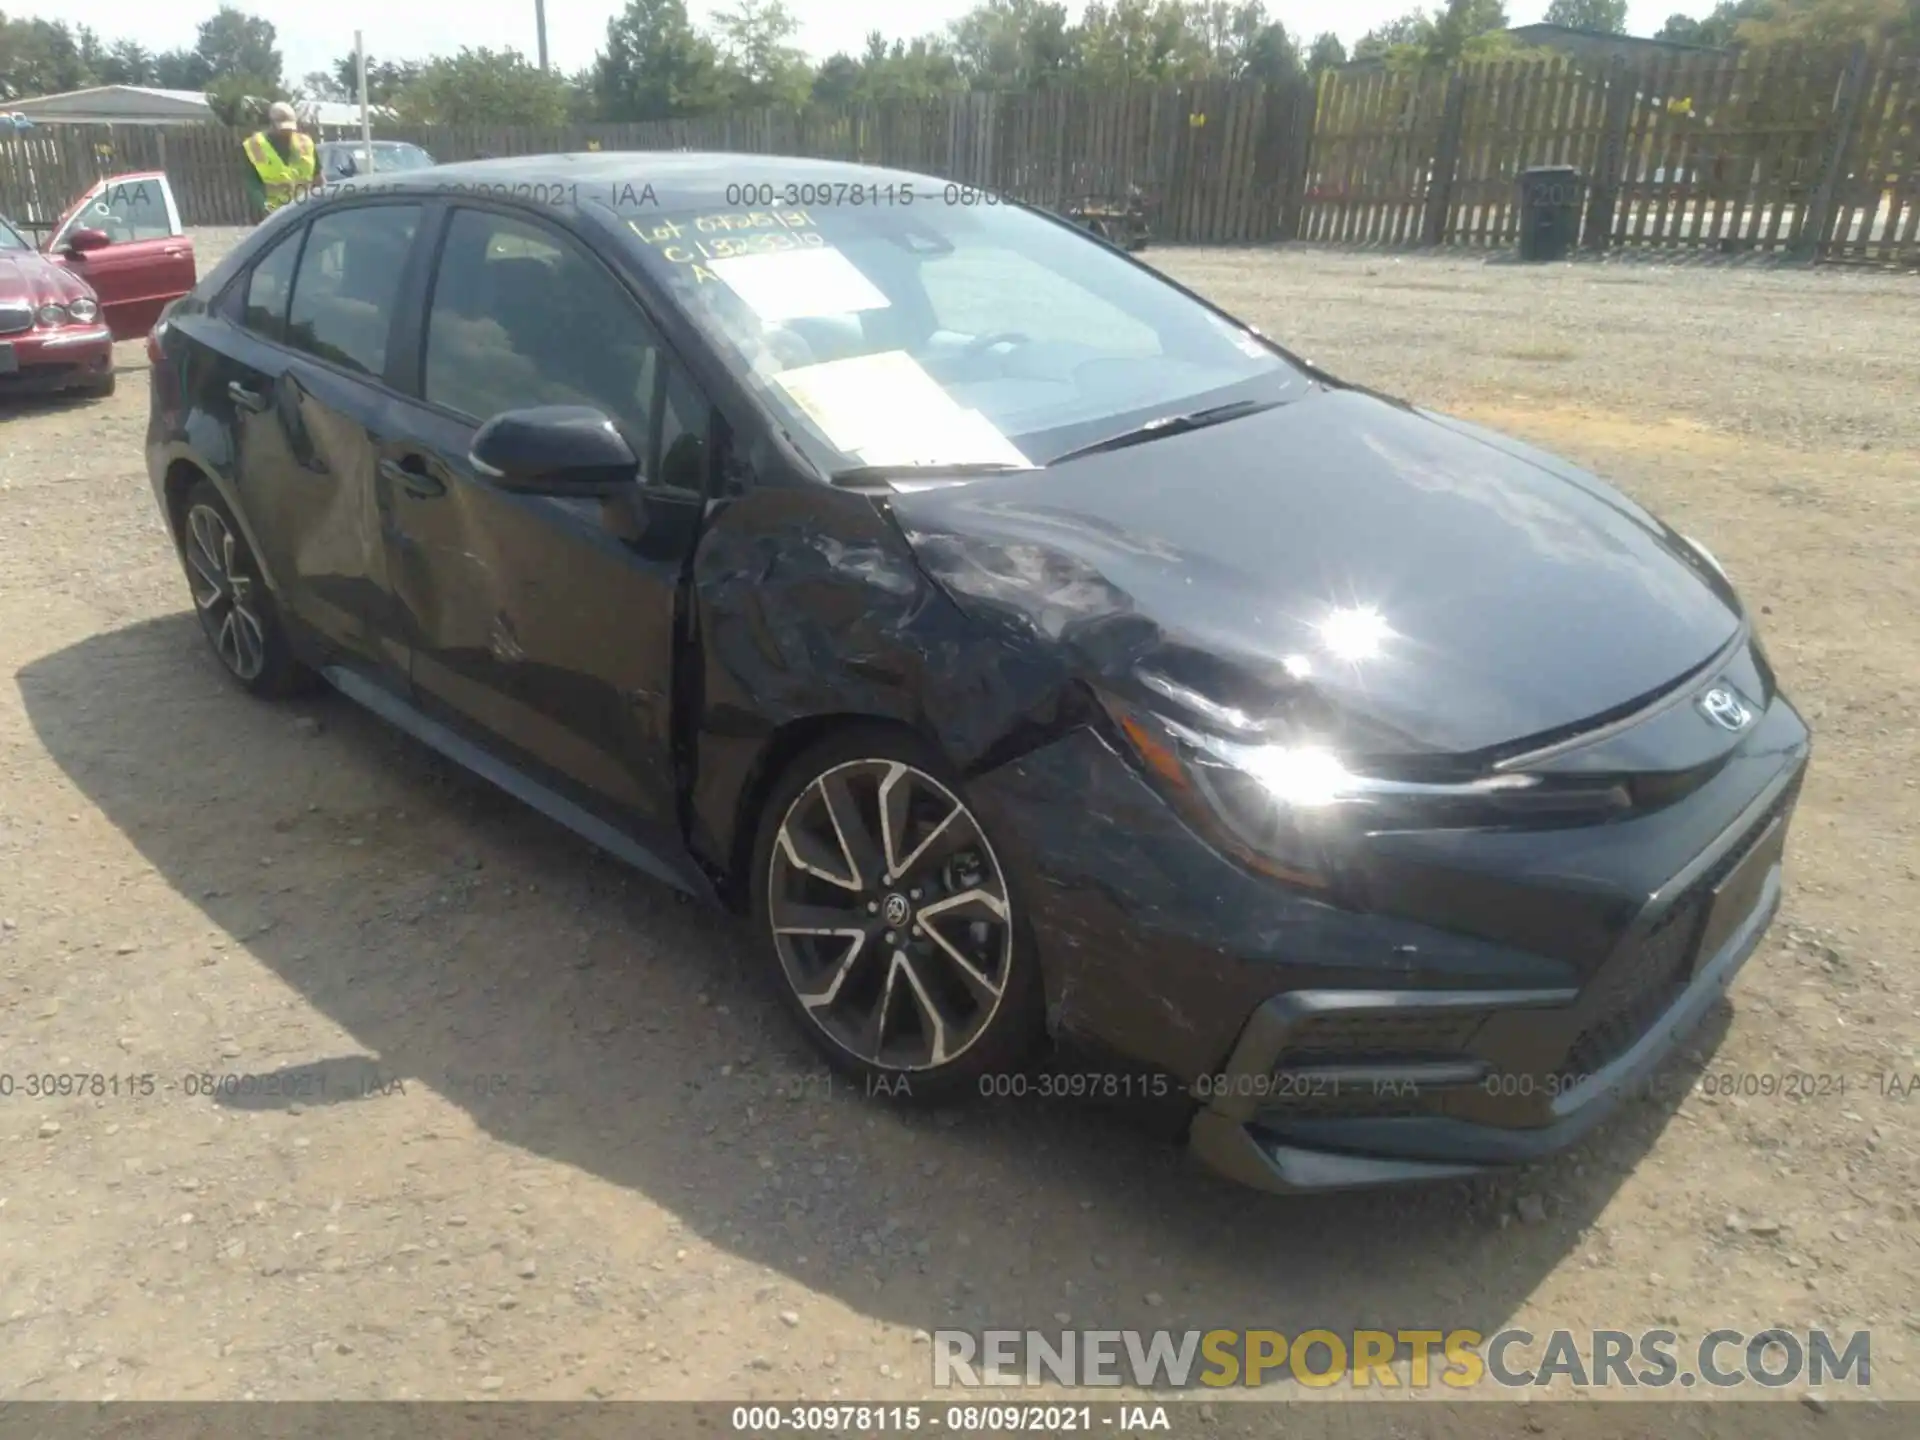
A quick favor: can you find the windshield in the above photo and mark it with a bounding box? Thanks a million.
[624,196,1303,473]
[324,143,435,178]
[0,217,30,252]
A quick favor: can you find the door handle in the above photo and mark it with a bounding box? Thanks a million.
[379,456,446,498]
[163,247,184,257]
[227,380,267,412]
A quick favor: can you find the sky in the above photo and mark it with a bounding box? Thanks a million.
[25,1,1725,92]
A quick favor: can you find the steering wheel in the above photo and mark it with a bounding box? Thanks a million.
[962,330,1033,361]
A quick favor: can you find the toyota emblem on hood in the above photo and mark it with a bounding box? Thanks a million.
[1699,686,1754,731]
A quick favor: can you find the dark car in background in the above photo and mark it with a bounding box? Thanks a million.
[142,154,1809,1193]
[315,140,437,182]
[2,169,196,398]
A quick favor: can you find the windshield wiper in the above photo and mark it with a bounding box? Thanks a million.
[828,461,1037,488]
[1048,397,1284,465]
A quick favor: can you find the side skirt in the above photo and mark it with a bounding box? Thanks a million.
[323,665,717,904]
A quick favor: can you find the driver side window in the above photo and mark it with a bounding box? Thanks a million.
[424,208,709,486]
[75,177,177,243]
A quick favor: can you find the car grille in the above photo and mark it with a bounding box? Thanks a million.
[1566,772,1803,1077]
[1275,1009,1487,1066]
[1565,900,1701,1076]
[0,301,33,336]
[1256,1088,1437,1123]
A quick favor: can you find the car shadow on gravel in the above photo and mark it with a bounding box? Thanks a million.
[0,392,110,418]
[21,615,1724,1385]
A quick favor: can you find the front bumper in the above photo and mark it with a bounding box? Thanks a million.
[968,685,1809,1192]
[1189,788,1788,1190]
[0,326,114,394]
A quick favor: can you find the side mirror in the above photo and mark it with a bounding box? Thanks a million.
[66,227,111,254]
[469,406,639,496]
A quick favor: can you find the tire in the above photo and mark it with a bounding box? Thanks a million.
[750,725,1044,1105]
[178,478,317,698]
[82,370,116,399]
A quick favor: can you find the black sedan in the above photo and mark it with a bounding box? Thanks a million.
[144,155,1809,1192]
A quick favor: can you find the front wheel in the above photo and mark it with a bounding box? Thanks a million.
[178,479,316,698]
[750,728,1043,1103]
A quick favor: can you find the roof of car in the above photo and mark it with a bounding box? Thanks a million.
[341,151,937,210]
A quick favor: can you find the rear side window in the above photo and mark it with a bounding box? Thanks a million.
[285,204,421,378]
[241,226,303,342]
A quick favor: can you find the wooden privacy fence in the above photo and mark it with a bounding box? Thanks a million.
[1,44,1915,265]
[0,123,260,229]
[1305,42,1920,263]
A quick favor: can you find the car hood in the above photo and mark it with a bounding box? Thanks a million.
[888,387,1743,762]
[0,250,94,309]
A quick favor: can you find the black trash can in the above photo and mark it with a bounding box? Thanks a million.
[1517,165,1582,262]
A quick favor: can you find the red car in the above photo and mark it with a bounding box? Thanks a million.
[2,170,197,400]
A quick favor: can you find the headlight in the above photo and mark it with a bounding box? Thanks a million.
[36,301,68,327]
[1098,691,1619,893]
[1096,694,1368,892]
[66,296,98,324]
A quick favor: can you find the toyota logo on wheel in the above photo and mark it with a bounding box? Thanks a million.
[1698,686,1754,732]
[882,893,912,927]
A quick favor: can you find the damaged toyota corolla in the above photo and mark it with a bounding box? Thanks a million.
[146,155,1810,1192]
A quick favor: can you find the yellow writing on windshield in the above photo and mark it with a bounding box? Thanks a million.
[628,210,824,282]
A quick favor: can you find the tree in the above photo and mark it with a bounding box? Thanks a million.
[713,0,812,108]
[298,69,345,102]
[194,6,282,90]
[1737,0,1920,48]
[812,51,862,103]
[865,36,967,99]
[1355,0,1517,66]
[1426,0,1511,61]
[331,53,422,105]
[1656,0,1769,45]
[593,0,728,121]
[950,0,1077,90]
[1542,0,1628,30]
[564,67,599,121]
[1191,2,1299,82]
[101,39,157,86]
[152,49,214,90]
[205,73,281,127]
[1305,31,1348,73]
[1355,9,1434,61]
[1073,0,1211,87]
[395,47,572,125]
[0,16,93,98]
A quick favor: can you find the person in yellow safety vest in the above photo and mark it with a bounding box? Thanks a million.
[242,102,317,221]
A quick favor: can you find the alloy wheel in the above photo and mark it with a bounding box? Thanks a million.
[767,759,1014,1072]
[184,503,268,682]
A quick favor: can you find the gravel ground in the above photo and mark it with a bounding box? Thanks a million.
[1,234,1916,1409]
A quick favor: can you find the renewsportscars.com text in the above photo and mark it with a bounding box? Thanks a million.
[932,1327,1871,1390]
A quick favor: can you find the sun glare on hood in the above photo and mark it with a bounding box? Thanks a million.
[1318,604,1392,662]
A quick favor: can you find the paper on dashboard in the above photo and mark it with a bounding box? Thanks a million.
[707,247,891,323]
[774,351,1031,469]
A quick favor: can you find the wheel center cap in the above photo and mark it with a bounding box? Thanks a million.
[880,892,912,927]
